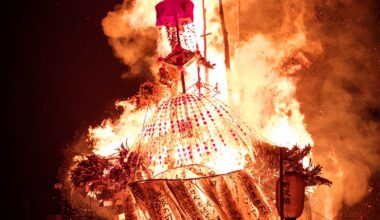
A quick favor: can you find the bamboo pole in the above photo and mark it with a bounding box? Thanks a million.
[218,0,232,103]
[218,0,230,71]
[202,0,209,88]
[280,148,284,220]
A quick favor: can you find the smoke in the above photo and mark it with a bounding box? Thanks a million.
[101,0,159,79]
[229,0,380,218]
[299,0,380,217]
[231,0,379,217]
[62,0,380,218]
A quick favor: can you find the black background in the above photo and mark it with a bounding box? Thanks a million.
[5,0,142,219]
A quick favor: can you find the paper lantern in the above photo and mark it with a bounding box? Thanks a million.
[133,93,256,181]
[276,172,305,218]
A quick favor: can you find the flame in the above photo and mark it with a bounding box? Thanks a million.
[262,79,314,149]
[90,0,314,195]
[89,101,148,156]
[68,0,326,218]
[232,36,315,150]
[266,117,304,147]
[94,0,314,169]
[63,1,380,219]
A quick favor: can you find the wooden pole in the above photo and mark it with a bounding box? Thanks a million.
[202,0,209,87]
[218,0,230,70]
[218,0,232,103]
[175,15,181,48]
[280,147,284,220]
[181,71,186,94]
[175,15,186,94]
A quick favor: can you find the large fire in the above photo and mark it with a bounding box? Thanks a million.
[95,0,313,156]
[58,0,380,219]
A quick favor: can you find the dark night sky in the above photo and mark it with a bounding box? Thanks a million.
[4,0,380,219]
[5,0,142,219]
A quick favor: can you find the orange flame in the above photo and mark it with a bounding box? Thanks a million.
[95,0,315,167]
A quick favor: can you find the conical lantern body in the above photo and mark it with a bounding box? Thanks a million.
[133,93,256,180]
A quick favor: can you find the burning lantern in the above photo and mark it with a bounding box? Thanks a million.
[276,171,305,219]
